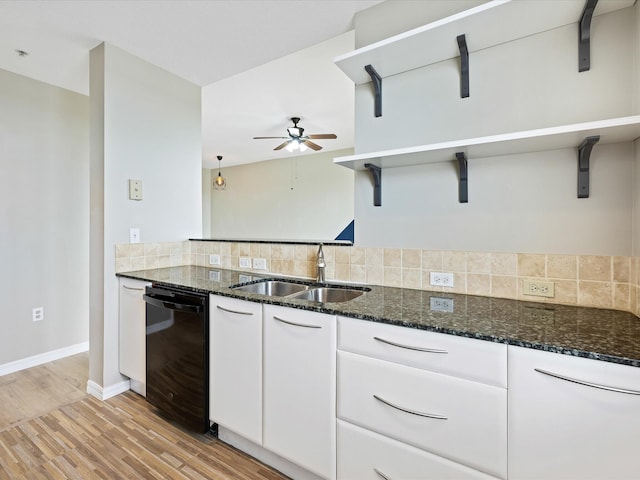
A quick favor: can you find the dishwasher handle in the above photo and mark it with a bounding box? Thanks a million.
[143,293,203,313]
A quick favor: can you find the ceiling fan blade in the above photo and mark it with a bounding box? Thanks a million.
[303,140,322,151]
[274,141,291,151]
[307,134,337,139]
[253,136,289,139]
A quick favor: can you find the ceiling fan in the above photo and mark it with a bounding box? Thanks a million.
[253,117,337,152]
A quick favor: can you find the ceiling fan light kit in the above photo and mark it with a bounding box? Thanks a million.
[253,116,337,152]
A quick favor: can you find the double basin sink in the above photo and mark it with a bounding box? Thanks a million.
[231,279,369,303]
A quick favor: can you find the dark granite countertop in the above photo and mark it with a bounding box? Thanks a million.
[118,265,640,368]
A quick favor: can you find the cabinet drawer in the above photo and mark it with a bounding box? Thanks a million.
[338,351,507,479]
[338,420,499,480]
[338,316,507,387]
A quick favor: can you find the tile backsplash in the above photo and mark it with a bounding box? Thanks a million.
[115,240,640,317]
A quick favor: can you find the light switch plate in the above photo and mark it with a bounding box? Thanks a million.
[129,227,140,244]
[129,179,143,200]
[239,257,251,268]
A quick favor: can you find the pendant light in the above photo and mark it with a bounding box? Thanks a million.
[214,155,226,190]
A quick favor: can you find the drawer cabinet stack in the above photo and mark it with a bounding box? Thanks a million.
[337,316,507,479]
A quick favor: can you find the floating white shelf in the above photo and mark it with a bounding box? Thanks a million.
[334,0,634,85]
[334,116,640,170]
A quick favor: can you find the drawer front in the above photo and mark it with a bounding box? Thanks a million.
[338,420,500,480]
[338,351,507,479]
[338,316,507,387]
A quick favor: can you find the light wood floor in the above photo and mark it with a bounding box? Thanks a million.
[0,353,288,479]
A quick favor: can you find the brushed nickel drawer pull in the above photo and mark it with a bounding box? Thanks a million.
[374,336,448,354]
[122,285,145,291]
[273,316,321,329]
[373,467,392,480]
[373,394,448,420]
[216,305,254,316]
[535,368,640,396]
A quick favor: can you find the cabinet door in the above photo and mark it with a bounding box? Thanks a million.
[338,420,499,480]
[263,305,337,480]
[119,278,150,394]
[508,346,640,479]
[210,295,262,445]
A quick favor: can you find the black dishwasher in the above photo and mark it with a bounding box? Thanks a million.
[143,285,209,433]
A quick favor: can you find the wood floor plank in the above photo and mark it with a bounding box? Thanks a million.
[0,354,290,480]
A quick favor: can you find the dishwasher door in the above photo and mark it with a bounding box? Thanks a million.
[144,285,209,433]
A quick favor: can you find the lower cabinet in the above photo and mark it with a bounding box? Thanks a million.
[338,350,507,479]
[209,295,263,445]
[118,277,150,395]
[263,305,337,480]
[338,420,498,480]
[508,346,640,479]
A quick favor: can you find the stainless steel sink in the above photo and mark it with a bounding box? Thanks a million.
[231,280,309,296]
[289,287,367,303]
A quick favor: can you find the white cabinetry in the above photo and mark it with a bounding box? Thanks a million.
[263,305,337,480]
[508,346,640,479]
[338,420,497,480]
[337,316,507,479]
[210,295,263,445]
[118,277,150,395]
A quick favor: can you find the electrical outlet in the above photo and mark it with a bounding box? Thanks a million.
[430,272,454,287]
[209,254,221,265]
[209,270,220,282]
[523,279,555,298]
[430,297,454,313]
[238,274,253,283]
[32,307,44,322]
[239,257,251,268]
[252,258,267,270]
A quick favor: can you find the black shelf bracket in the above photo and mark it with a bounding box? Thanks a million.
[457,34,469,98]
[365,64,382,117]
[577,135,599,198]
[455,152,469,203]
[364,163,382,207]
[579,0,598,72]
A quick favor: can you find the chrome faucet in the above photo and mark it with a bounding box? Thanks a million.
[316,243,326,283]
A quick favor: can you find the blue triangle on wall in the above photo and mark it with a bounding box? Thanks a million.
[335,220,354,242]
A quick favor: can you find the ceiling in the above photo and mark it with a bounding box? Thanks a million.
[0,0,383,168]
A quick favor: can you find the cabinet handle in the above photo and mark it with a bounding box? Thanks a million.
[216,305,254,316]
[122,285,145,291]
[373,394,448,420]
[534,368,640,396]
[374,336,447,354]
[373,468,392,480]
[273,315,321,329]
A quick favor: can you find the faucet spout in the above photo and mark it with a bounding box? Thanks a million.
[316,243,326,283]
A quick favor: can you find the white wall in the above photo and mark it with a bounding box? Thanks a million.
[209,148,354,241]
[353,5,636,256]
[90,43,202,392]
[202,168,213,238]
[0,68,89,364]
[633,2,640,256]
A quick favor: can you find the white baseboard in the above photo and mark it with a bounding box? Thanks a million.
[0,341,89,377]
[218,426,324,480]
[86,379,131,400]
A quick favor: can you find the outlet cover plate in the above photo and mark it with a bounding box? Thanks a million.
[209,254,221,265]
[430,272,454,287]
[239,257,251,268]
[523,279,555,298]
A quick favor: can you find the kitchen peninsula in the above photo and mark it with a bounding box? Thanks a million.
[118,260,640,480]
